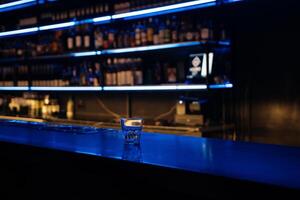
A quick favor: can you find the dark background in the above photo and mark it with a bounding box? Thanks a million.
[231,0,300,146]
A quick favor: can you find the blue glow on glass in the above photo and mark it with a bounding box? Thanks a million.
[92,16,112,23]
[71,51,97,57]
[102,41,201,54]
[0,27,38,38]
[0,86,29,91]
[209,83,233,89]
[112,0,216,20]
[39,22,76,31]
[30,87,102,91]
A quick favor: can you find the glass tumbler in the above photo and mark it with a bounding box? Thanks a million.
[120,118,143,145]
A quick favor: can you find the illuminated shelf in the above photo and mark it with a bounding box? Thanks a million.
[0,41,230,63]
[0,86,29,91]
[0,84,233,91]
[0,0,218,38]
[30,86,102,91]
[0,0,36,13]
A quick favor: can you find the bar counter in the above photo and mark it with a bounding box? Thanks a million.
[1,119,300,199]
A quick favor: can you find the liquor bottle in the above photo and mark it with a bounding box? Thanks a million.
[171,15,178,43]
[105,59,112,86]
[179,21,186,42]
[116,59,122,85]
[134,59,143,85]
[141,20,148,46]
[86,66,95,86]
[66,29,75,51]
[108,28,115,48]
[103,27,109,49]
[130,25,136,47]
[135,22,142,46]
[166,63,177,83]
[83,25,91,50]
[201,21,211,42]
[119,59,126,85]
[147,18,154,45]
[70,66,79,86]
[94,27,104,50]
[164,17,171,43]
[123,29,130,48]
[111,60,117,86]
[125,59,134,85]
[80,63,87,86]
[185,17,194,41]
[158,18,166,44]
[94,62,102,86]
[154,61,162,84]
[75,26,83,50]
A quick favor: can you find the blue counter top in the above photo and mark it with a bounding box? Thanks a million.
[1,119,300,190]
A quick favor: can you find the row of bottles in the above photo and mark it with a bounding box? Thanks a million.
[0,58,188,86]
[41,3,110,24]
[104,58,143,86]
[39,0,193,24]
[0,16,227,57]
[114,0,189,14]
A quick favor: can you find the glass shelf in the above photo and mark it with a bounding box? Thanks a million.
[0,84,233,91]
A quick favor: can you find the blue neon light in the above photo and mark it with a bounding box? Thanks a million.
[112,0,216,20]
[30,87,103,91]
[71,51,97,57]
[0,0,36,12]
[209,83,233,89]
[102,41,201,55]
[39,22,76,31]
[0,27,38,37]
[0,86,29,91]
[92,16,112,23]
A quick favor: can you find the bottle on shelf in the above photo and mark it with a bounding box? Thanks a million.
[94,27,104,50]
[83,25,92,50]
[66,29,75,51]
[75,26,83,51]
[147,18,154,45]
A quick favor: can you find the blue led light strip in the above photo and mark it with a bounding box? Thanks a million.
[103,84,208,91]
[209,83,233,89]
[0,0,36,12]
[112,0,216,20]
[0,86,29,91]
[0,0,217,38]
[39,22,76,31]
[102,41,202,54]
[0,27,38,37]
[0,84,233,91]
[30,86,102,91]
[30,86,103,91]
[71,51,97,57]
